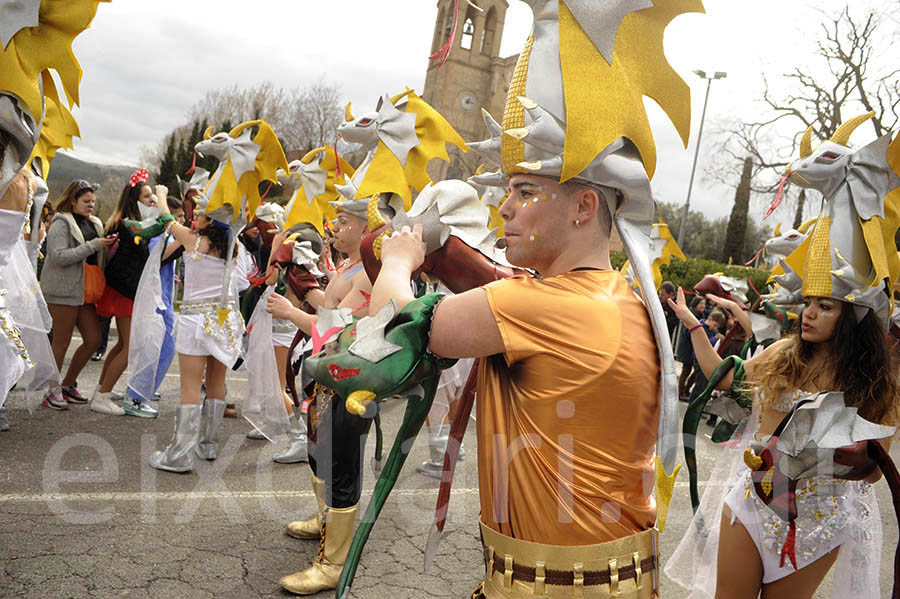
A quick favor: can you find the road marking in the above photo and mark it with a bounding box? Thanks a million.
[0,481,721,503]
[0,488,481,503]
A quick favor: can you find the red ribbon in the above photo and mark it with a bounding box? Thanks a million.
[429,0,460,67]
[185,152,197,176]
[744,244,765,267]
[763,174,789,220]
[747,276,763,300]
[333,136,343,179]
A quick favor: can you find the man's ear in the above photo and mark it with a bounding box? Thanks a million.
[574,186,600,223]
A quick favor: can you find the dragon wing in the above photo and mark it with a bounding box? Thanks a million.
[777,392,897,455]
[845,132,900,295]
[27,72,79,179]
[558,0,703,181]
[228,120,289,221]
[0,0,109,120]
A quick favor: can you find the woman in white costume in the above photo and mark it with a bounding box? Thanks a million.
[666,288,897,598]
[149,185,244,473]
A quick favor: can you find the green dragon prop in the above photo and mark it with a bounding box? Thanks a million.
[303,293,455,599]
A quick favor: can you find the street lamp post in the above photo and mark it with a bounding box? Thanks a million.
[677,69,727,247]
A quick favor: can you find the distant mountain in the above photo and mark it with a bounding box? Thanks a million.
[47,153,136,190]
[46,154,138,220]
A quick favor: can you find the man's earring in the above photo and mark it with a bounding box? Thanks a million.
[575,220,580,227]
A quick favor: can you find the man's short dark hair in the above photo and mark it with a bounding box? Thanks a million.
[659,281,676,295]
[561,180,612,237]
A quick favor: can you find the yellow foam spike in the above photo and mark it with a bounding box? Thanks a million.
[654,456,680,532]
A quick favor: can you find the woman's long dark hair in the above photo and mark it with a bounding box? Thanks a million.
[106,181,149,232]
[197,221,230,259]
[755,301,899,425]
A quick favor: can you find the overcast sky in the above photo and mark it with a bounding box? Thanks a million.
[62,0,893,224]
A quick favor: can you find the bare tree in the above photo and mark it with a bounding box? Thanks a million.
[706,5,899,227]
[144,80,344,173]
[287,80,344,152]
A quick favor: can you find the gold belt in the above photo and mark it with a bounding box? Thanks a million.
[273,318,297,332]
[180,297,237,315]
[480,523,658,599]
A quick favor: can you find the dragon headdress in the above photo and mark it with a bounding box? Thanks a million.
[771,112,900,324]
[621,220,686,289]
[281,145,354,236]
[336,89,466,212]
[193,119,289,326]
[194,119,289,224]
[469,0,705,530]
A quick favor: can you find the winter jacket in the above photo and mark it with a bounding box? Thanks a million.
[41,212,106,306]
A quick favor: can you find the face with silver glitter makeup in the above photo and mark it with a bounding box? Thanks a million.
[499,174,570,270]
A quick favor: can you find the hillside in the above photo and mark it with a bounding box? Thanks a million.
[46,153,137,219]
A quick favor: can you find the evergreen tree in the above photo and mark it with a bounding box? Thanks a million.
[175,136,191,179]
[157,134,179,193]
[721,157,753,264]
[197,117,216,173]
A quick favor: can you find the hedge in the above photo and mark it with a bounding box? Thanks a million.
[610,250,772,304]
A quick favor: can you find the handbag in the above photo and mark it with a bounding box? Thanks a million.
[83,262,106,304]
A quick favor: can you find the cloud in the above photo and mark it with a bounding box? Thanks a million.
[62,0,888,225]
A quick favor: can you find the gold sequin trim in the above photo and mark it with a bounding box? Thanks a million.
[0,291,33,368]
[372,228,393,260]
[501,34,535,175]
[802,216,833,298]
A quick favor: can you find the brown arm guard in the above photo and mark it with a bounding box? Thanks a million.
[284,264,321,303]
[361,227,529,293]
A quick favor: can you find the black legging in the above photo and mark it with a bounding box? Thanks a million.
[307,390,374,509]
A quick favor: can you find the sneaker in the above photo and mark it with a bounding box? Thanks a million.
[416,460,443,480]
[91,350,105,362]
[90,391,125,416]
[61,385,88,404]
[122,398,158,418]
[151,392,161,402]
[42,390,69,411]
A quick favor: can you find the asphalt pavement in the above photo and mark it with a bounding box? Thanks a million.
[0,337,897,598]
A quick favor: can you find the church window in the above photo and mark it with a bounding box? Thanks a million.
[481,7,497,55]
[460,17,475,50]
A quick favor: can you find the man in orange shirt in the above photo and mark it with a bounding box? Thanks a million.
[371,168,666,597]
[364,2,706,596]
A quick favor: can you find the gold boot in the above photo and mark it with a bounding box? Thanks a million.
[286,475,326,539]
[280,504,357,595]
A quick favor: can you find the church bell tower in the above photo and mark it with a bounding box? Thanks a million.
[422,0,515,179]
